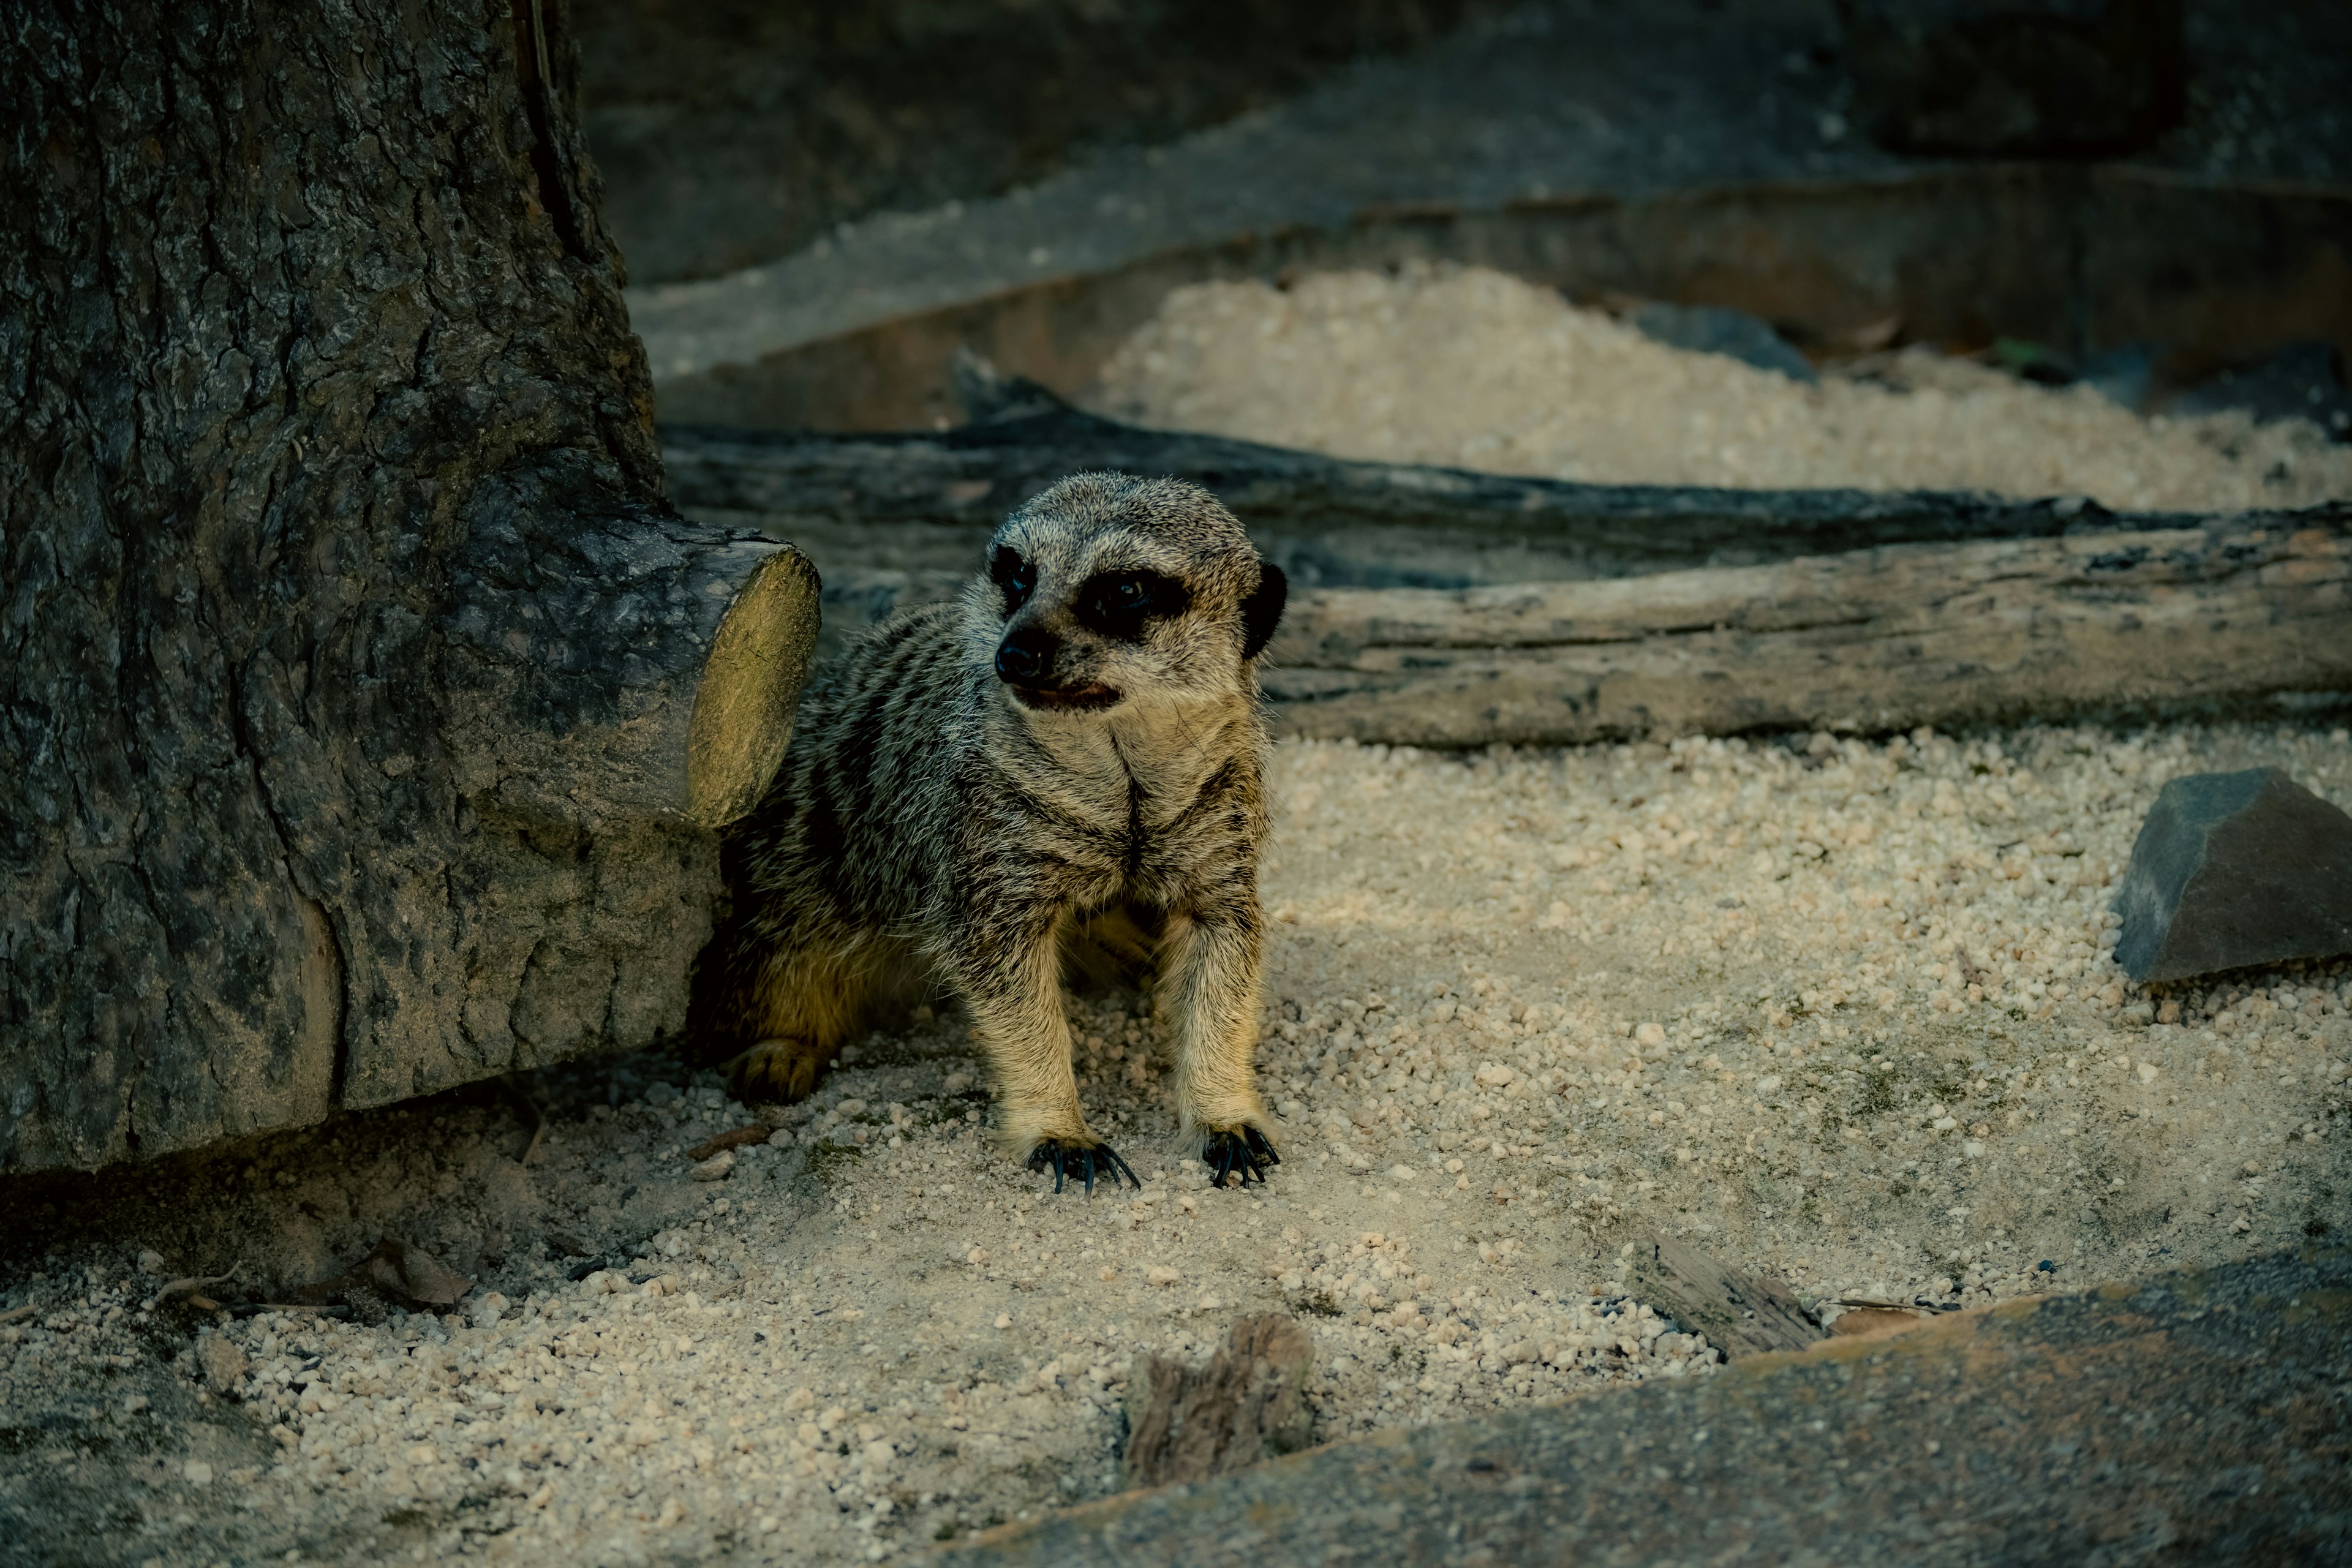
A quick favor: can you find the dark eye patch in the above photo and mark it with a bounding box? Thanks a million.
[990,546,1035,614]
[1074,568,1189,641]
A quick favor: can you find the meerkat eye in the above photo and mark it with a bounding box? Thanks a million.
[1076,568,1188,639]
[990,548,1035,612]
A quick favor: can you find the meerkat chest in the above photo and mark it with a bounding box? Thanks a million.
[1016,709,1254,881]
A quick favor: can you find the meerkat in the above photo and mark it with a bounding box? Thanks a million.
[689,473,1289,1192]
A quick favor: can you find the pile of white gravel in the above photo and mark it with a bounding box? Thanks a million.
[3,721,2347,1566]
[1085,263,2352,513]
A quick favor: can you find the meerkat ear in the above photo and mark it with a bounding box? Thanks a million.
[1240,561,1287,661]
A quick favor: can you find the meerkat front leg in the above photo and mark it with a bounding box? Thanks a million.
[1158,904,1280,1187]
[943,903,1140,1194]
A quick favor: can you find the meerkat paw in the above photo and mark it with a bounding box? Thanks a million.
[1025,1136,1142,1195]
[725,1038,834,1105]
[1199,1125,1281,1188]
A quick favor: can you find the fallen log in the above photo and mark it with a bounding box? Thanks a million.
[805,511,2349,746]
[1262,512,2352,745]
[665,368,2351,745]
[662,380,2179,589]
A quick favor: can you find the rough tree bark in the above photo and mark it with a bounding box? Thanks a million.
[1,1,817,1170]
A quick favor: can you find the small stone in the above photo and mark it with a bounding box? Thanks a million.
[690,1149,736,1182]
[183,1460,214,1487]
[473,1292,510,1330]
[1147,1265,1182,1287]
[993,1314,1012,1329]
[137,1249,168,1276]
[2113,768,2352,982]
[1634,1023,1668,1047]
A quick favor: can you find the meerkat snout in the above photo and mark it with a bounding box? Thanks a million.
[690,471,1291,1194]
[993,625,1059,686]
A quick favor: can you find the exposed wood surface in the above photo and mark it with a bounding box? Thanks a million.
[1123,1315,1316,1490]
[934,1248,2352,1568]
[807,510,2350,747]
[443,480,819,833]
[664,374,2351,747]
[1261,513,2352,745]
[663,391,2186,589]
[1628,1236,1823,1360]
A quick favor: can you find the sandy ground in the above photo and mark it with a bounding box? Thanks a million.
[4,719,2348,1567]
[1087,265,2352,513]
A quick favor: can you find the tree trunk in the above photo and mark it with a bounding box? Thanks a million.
[2,0,816,1170]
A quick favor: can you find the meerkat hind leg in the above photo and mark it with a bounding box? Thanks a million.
[726,1036,836,1105]
[722,938,893,1107]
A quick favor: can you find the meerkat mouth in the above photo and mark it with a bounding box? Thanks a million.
[1008,681,1123,714]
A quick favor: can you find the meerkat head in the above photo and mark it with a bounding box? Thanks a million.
[970,473,1286,717]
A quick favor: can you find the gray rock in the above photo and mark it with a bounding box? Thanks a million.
[2113,767,2352,983]
[1627,302,1817,383]
[1835,0,2185,157]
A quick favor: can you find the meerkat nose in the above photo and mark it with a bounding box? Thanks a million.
[995,626,1060,685]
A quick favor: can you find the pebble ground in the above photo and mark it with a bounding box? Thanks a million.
[4,721,2348,1567]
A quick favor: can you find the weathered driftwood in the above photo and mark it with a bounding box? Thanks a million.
[664,380,2177,589]
[666,371,2352,746]
[2,2,816,1170]
[807,512,2349,747]
[938,1249,2352,1567]
[1628,1236,1822,1359]
[1261,511,2352,745]
[1123,1314,1316,1489]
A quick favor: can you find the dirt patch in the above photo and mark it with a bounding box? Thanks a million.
[3,719,2346,1564]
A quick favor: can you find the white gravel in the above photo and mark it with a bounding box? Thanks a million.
[4,721,2348,1566]
[1086,263,2352,513]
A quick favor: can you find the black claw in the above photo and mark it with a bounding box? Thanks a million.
[1200,1128,1278,1188]
[1028,1137,1137,1196]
